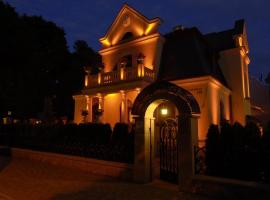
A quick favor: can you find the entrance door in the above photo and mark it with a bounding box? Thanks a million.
[160,118,178,183]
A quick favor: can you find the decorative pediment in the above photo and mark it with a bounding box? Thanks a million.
[99,4,161,47]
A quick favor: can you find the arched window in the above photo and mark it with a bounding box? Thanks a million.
[120,32,134,42]
[92,97,102,123]
[116,55,132,70]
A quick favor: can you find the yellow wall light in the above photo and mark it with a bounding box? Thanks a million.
[145,23,155,35]
[101,39,111,47]
[161,108,168,116]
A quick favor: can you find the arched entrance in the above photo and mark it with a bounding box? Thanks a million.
[131,81,200,187]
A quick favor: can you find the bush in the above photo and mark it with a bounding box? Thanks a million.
[204,121,270,183]
[205,124,220,176]
[112,123,129,144]
[0,123,134,163]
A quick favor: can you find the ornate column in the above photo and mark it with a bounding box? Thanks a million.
[72,95,87,124]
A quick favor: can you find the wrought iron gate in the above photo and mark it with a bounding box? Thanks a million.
[160,118,178,183]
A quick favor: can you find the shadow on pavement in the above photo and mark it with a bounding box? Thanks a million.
[51,179,211,200]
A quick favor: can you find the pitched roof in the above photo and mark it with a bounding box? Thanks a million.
[204,19,247,52]
[158,27,228,86]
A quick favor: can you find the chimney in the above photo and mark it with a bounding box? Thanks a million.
[173,25,185,31]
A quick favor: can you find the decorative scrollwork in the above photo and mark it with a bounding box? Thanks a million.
[194,145,206,175]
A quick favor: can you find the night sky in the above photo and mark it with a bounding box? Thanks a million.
[4,0,270,78]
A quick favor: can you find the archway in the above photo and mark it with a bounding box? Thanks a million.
[131,81,200,187]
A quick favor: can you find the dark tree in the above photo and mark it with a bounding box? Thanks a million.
[72,40,101,74]
[0,0,70,119]
[261,122,270,182]
[243,122,261,180]
[219,122,234,177]
[231,122,246,179]
[205,124,220,176]
[0,1,101,120]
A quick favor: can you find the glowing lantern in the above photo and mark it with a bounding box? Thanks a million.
[161,108,168,116]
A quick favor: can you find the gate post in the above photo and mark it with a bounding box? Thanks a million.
[133,116,151,183]
[178,114,199,189]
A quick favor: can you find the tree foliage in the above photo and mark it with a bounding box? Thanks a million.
[0,1,100,120]
[205,121,270,183]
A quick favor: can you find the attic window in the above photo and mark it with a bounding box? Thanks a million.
[120,32,134,42]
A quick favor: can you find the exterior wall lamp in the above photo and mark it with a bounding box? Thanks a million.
[161,108,168,116]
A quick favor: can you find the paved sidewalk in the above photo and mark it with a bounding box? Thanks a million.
[0,156,214,200]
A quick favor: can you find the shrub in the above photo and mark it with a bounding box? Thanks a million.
[0,123,134,163]
[205,124,220,176]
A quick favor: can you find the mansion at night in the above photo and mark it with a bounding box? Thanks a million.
[73,4,251,143]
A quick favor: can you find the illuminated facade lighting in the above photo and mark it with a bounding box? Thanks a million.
[120,67,124,80]
[98,73,101,84]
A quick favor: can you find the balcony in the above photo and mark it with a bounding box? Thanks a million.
[84,66,155,88]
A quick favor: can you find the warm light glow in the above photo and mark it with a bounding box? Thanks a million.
[84,75,88,87]
[238,36,243,47]
[240,49,245,57]
[241,65,246,98]
[134,25,144,36]
[101,39,111,47]
[97,94,102,110]
[120,67,124,80]
[120,90,125,95]
[85,95,89,110]
[141,65,144,77]
[98,73,101,84]
[106,93,118,98]
[137,65,141,77]
[145,23,155,35]
[161,108,168,116]
[209,83,218,124]
[245,56,250,65]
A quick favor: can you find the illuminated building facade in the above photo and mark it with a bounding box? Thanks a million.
[73,4,253,185]
[73,4,251,142]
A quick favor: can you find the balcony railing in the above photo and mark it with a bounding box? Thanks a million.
[85,66,155,88]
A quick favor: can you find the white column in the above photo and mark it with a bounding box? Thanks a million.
[98,93,104,123]
[120,90,127,123]
[72,95,87,124]
[86,96,92,122]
